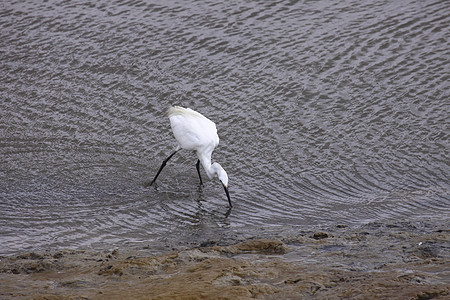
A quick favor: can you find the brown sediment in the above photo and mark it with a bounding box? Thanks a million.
[0,225,449,299]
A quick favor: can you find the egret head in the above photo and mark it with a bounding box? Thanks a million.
[214,163,228,186]
[212,163,232,207]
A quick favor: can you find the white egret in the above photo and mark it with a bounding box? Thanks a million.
[147,106,232,207]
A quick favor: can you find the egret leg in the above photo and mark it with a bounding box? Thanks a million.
[196,159,203,185]
[146,150,178,187]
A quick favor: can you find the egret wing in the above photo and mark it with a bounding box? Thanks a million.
[169,111,219,151]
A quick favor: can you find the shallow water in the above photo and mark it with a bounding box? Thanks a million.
[1,0,449,255]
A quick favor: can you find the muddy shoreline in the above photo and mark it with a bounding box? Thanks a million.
[1,221,449,299]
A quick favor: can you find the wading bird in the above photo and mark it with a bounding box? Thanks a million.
[147,106,232,207]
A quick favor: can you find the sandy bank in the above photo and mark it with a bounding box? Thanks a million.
[1,222,449,299]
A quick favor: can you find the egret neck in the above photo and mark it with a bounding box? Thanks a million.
[198,153,231,207]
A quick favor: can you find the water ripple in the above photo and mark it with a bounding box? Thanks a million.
[1,0,449,255]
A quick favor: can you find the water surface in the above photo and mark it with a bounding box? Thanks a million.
[1,0,449,255]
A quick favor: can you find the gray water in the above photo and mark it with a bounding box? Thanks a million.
[1,0,449,255]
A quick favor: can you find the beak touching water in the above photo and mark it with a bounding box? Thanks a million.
[222,184,232,208]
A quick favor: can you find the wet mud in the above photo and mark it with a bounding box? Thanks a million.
[1,221,448,299]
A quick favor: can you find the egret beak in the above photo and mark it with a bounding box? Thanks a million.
[222,184,232,208]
